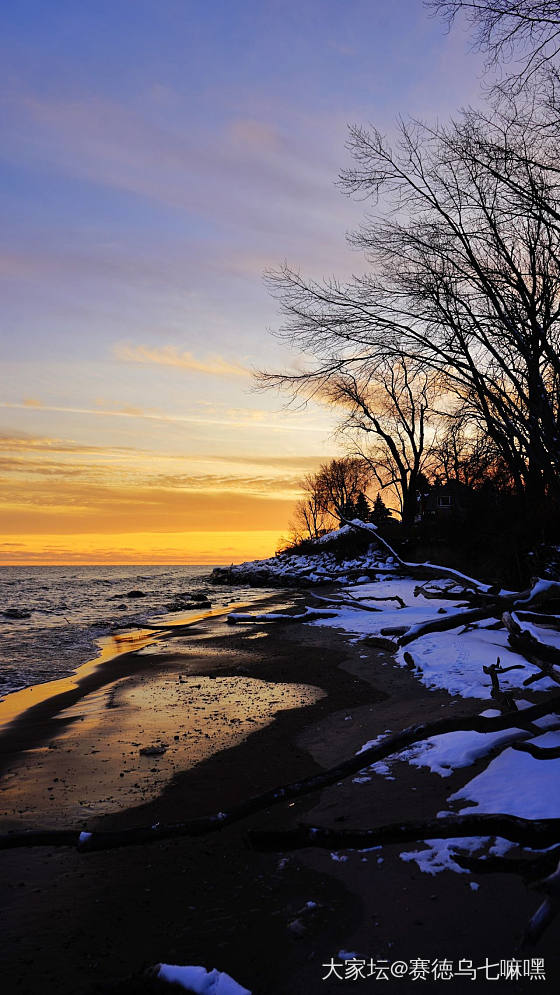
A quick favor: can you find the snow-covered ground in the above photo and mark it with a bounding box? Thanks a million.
[156,964,251,994]
[223,524,560,879]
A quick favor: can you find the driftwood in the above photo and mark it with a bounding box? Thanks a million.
[345,592,406,609]
[307,593,383,613]
[503,612,560,670]
[482,659,524,698]
[346,591,406,607]
[502,612,560,689]
[346,518,560,610]
[524,861,560,946]
[226,608,338,625]
[247,814,560,853]
[1,695,559,854]
[413,581,498,607]
[341,518,493,590]
[454,847,560,881]
[512,741,560,760]
[516,611,560,631]
[398,606,499,648]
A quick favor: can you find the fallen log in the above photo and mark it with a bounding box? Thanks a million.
[512,741,560,760]
[502,612,560,687]
[341,518,494,591]
[524,860,560,946]
[398,606,498,647]
[307,594,383,613]
[344,519,560,618]
[247,814,560,853]
[516,611,560,631]
[226,609,338,625]
[1,695,559,853]
[454,847,560,881]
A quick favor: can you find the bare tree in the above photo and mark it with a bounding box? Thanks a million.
[261,112,560,520]
[289,474,329,542]
[430,416,502,489]
[428,1,560,84]
[287,458,373,544]
[323,356,438,527]
[314,457,372,523]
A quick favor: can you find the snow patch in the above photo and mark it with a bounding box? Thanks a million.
[157,964,251,995]
[450,731,560,820]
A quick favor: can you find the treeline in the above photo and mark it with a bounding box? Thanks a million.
[290,457,392,544]
[261,2,560,572]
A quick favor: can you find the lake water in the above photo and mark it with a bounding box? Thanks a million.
[0,564,271,699]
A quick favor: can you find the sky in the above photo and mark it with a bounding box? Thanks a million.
[0,0,485,565]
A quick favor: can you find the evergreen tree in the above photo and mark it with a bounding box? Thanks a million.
[354,491,371,522]
[340,497,358,522]
[371,493,391,525]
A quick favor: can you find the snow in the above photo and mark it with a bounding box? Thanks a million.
[449,731,560,820]
[395,625,557,699]
[308,576,556,698]
[400,835,485,875]
[515,578,560,604]
[212,526,560,882]
[400,731,560,876]
[398,716,530,777]
[510,612,560,650]
[211,537,387,587]
[157,964,251,995]
[311,579,465,640]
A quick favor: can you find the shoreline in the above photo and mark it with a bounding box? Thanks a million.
[0,594,291,781]
[1,594,559,993]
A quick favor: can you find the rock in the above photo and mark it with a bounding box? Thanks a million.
[2,608,32,620]
[140,744,168,757]
[126,590,146,598]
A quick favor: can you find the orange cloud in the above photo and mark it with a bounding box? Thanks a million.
[114,343,250,378]
[0,530,286,565]
[0,477,296,535]
[0,430,135,455]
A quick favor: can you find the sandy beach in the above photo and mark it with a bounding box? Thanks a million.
[1,593,559,994]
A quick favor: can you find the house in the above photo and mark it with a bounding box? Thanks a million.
[417,480,472,521]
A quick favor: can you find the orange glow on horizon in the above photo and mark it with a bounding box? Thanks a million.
[0,530,288,566]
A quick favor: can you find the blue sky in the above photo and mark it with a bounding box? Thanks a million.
[0,0,485,562]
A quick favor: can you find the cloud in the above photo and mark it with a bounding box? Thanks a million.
[0,479,296,534]
[227,119,281,153]
[114,343,251,379]
[0,456,88,476]
[2,401,328,433]
[0,530,286,565]
[0,430,136,455]
[146,472,302,495]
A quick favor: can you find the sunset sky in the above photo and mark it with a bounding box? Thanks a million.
[0,0,483,565]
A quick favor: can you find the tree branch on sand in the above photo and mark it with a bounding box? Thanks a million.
[2,695,559,853]
[246,814,560,853]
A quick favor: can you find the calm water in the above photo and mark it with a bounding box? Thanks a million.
[0,565,271,699]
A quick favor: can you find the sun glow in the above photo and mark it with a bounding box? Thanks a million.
[0,530,287,566]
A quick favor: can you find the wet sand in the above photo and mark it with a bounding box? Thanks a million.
[1,594,559,994]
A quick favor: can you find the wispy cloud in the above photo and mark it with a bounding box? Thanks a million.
[114,343,250,379]
[0,430,136,455]
[0,401,332,434]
